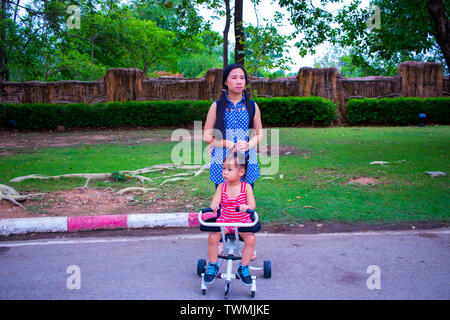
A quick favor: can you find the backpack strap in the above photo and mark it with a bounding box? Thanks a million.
[214,95,256,138]
[248,99,255,129]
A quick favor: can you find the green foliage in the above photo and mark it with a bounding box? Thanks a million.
[314,45,381,77]
[279,0,449,75]
[111,171,128,182]
[254,97,337,127]
[0,97,337,130]
[346,97,450,125]
[131,0,208,43]
[1,0,222,81]
[243,20,293,77]
[175,31,223,78]
[0,101,208,130]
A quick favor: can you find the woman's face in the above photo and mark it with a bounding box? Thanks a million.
[224,68,246,94]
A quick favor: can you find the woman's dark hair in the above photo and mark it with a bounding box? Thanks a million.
[233,151,249,182]
[214,64,254,136]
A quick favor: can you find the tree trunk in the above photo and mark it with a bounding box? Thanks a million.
[426,0,450,69]
[223,0,231,69]
[0,0,9,81]
[234,0,244,66]
[91,40,94,81]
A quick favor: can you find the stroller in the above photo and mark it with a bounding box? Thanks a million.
[197,207,272,298]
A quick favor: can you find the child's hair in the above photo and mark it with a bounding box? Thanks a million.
[233,151,249,182]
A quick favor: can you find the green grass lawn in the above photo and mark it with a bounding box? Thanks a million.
[1,126,449,224]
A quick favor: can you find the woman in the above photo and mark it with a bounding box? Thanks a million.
[203,63,263,190]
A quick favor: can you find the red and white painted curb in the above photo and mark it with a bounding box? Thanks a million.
[0,212,217,236]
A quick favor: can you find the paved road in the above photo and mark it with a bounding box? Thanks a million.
[0,229,449,300]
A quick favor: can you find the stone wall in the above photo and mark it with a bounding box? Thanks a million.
[0,61,447,124]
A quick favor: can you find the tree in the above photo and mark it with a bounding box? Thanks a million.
[196,0,231,68]
[234,0,244,65]
[427,0,450,68]
[176,30,222,77]
[199,0,262,68]
[279,0,449,74]
[130,0,208,44]
[0,0,113,81]
[223,0,231,68]
[313,45,375,77]
[244,18,293,78]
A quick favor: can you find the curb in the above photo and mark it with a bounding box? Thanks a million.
[0,212,217,236]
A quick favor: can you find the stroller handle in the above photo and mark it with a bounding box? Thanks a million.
[198,207,259,227]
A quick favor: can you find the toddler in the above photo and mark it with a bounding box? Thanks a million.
[204,152,260,286]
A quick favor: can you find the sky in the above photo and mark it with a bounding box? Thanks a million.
[198,0,371,73]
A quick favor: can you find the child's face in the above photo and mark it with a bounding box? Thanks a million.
[222,161,245,183]
[225,68,246,94]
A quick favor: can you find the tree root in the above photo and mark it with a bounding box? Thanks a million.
[9,163,210,184]
[117,187,157,195]
[0,184,46,209]
[7,163,211,198]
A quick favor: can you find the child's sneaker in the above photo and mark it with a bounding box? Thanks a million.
[203,262,219,284]
[237,263,253,286]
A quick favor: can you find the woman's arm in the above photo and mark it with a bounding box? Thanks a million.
[203,102,235,149]
[236,102,263,152]
[248,102,263,149]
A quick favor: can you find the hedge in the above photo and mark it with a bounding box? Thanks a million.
[256,96,337,126]
[346,97,450,125]
[0,96,337,130]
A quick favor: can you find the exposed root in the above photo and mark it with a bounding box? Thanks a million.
[10,163,211,188]
[117,187,157,195]
[10,173,111,183]
[0,184,46,209]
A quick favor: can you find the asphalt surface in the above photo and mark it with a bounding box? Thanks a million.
[0,228,449,300]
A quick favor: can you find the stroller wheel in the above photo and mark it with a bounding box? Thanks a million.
[202,289,206,295]
[263,260,272,278]
[197,259,206,276]
[224,281,231,299]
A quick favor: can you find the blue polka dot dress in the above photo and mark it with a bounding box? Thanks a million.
[210,92,260,185]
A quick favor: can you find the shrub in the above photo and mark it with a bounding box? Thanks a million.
[0,96,337,130]
[346,97,450,125]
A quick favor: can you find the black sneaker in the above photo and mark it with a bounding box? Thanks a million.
[204,262,219,284]
[237,264,252,286]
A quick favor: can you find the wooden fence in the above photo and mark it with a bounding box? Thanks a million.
[1,61,448,124]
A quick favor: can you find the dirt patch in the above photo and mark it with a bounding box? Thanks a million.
[263,221,448,234]
[0,187,204,219]
[0,129,172,156]
[258,145,309,156]
[347,176,380,185]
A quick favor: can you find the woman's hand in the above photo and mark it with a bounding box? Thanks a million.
[235,140,249,153]
[224,140,235,150]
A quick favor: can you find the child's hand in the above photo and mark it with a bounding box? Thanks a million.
[211,200,221,213]
[238,204,250,212]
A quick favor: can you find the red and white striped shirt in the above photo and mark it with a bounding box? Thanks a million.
[217,182,251,233]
